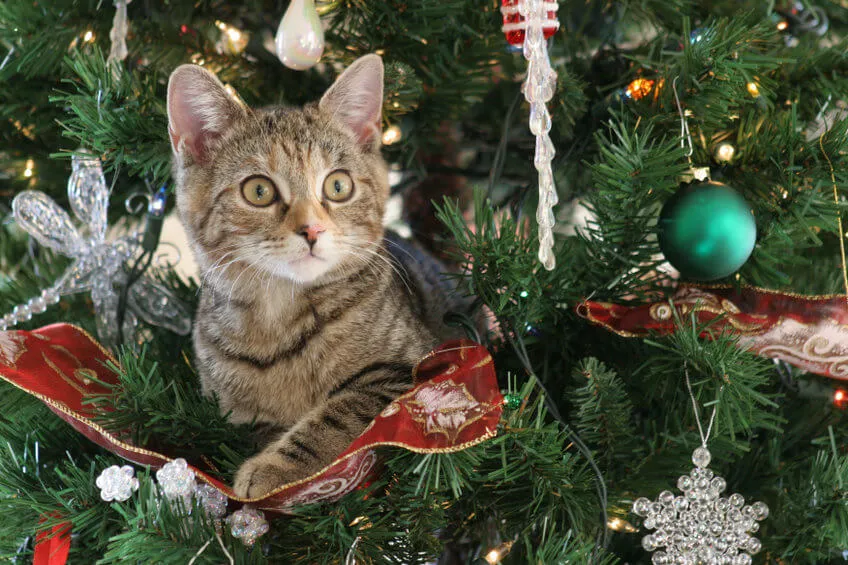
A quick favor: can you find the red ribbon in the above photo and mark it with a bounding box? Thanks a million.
[578,284,848,380]
[0,324,502,513]
[33,514,71,565]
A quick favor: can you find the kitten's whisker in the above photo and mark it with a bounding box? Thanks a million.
[204,249,242,279]
[205,254,247,293]
[342,243,415,297]
[338,235,415,275]
[339,244,415,297]
[335,246,381,280]
[226,257,263,311]
[381,237,420,264]
[261,259,276,299]
[244,259,271,306]
[198,251,241,295]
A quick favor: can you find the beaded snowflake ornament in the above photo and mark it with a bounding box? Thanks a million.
[633,365,769,565]
[632,446,768,565]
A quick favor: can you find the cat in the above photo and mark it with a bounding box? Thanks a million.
[167,55,474,498]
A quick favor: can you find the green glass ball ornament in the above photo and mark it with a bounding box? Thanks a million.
[657,181,756,281]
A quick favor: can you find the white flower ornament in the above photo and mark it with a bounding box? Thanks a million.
[96,464,140,502]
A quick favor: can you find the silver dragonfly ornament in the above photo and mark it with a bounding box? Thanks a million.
[3,153,191,348]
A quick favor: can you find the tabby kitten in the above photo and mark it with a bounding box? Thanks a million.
[167,55,469,498]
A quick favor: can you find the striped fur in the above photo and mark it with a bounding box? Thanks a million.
[168,56,472,498]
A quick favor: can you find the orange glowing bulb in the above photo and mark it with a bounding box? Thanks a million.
[624,78,656,101]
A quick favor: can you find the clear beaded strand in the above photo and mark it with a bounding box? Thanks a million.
[0,286,62,332]
[520,0,559,270]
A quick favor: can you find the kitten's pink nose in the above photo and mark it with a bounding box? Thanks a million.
[297,224,326,246]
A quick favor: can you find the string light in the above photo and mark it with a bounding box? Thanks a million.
[483,541,513,564]
[83,30,95,43]
[215,21,248,55]
[381,125,402,145]
[835,389,846,407]
[747,82,760,97]
[714,142,736,164]
[607,516,637,532]
[348,515,369,527]
[23,158,34,178]
[624,78,656,101]
[776,20,789,31]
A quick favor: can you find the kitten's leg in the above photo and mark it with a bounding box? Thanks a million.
[233,364,411,499]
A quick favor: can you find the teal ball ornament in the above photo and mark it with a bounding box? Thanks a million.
[657,181,756,281]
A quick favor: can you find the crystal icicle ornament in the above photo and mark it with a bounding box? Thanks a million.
[275,0,324,70]
[4,153,191,345]
[517,0,559,270]
[156,458,197,511]
[632,447,768,564]
[107,0,131,65]
[96,464,139,502]
[227,506,270,546]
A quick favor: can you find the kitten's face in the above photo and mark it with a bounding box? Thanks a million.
[167,56,388,285]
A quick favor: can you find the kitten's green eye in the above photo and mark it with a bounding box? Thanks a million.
[323,170,354,203]
[241,176,278,207]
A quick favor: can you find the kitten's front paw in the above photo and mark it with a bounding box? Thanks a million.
[233,453,299,499]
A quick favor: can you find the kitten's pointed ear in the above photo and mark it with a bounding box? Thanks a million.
[167,64,246,164]
[319,54,384,148]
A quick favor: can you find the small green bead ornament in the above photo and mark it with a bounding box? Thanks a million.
[504,394,522,410]
[658,181,756,281]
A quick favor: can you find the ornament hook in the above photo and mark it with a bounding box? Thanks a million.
[684,362,722,448]
[671,76,694,163]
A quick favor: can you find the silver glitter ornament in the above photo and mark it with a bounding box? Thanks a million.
[226,506,269,546]
[95,464,139,502]
[5,153,191,346]
[156,458,197,510]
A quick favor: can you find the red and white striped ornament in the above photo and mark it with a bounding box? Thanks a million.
[500,0,559,46]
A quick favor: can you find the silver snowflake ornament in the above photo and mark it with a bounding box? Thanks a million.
[156,458,197,510]
[96,464,139,502]
[5,153,191,347]
[632,447,769,565]
[227,506,269,546]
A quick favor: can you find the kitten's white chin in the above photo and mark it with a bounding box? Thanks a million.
[272,255,334,284]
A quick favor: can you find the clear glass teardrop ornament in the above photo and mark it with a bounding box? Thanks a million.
[275,0,325,70]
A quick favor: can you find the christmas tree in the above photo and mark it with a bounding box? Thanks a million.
[1,0,848,563]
